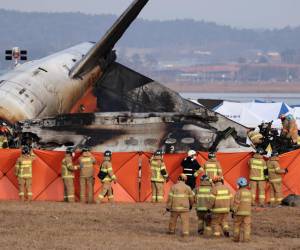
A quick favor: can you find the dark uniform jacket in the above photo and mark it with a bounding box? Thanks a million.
[181,156,201,189]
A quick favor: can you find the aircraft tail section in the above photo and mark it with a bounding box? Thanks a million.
[69,0,149,78]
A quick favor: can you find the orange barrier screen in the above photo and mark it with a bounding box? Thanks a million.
[0,149,299,202]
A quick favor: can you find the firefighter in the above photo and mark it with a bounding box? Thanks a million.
[15,145,35,201]
[150,149,168,203]
[0,131,8,149]
[209,176,233,237]
[195,152,222,182]
[248,129,263,146]
[248,148,267,207]
[280,114,299,144]
[232,177,252,243]
[61,147,78,202]
[166,174,194,237]
[267,151,288,207]
[97,150,117,203]
[181,149,201,189]
[194,175,213,236]
[78,147,96,203]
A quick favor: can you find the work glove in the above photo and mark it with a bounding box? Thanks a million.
[285,168,289,174]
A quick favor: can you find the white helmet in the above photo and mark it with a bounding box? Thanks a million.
[188,150,196,157]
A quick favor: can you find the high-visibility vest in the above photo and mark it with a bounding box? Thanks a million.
[61,156,75,179]
[233,188,251,216]
[195,184,213,211]
[79,155,95,178]
[150,157,168,182]
[212,186,232,213]
[16,156,33,178]
[204,160,222,180]
[249,157,266,181]
[100,160,116,183]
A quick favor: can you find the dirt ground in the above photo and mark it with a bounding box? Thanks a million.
[0,202,299,250]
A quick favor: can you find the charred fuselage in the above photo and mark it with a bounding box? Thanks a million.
[18,111,250,152]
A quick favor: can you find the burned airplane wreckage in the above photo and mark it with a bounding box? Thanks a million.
[1,0,251,152]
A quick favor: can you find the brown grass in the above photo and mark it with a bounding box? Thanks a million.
[0,202,299,250]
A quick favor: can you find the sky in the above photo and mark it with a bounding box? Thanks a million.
[0,0,300,29]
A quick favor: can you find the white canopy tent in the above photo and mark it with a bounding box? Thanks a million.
[214,101,292,128]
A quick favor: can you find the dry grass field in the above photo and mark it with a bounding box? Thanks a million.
[0,201,299,250]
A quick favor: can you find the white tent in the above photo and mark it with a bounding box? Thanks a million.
[214,101,292,128]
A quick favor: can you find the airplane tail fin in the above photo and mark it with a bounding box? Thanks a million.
[69,0,148,78]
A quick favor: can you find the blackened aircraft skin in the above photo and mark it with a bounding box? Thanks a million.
[18,112,250,153]
[3,0,251,152]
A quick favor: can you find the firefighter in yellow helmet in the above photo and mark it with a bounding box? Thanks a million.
[195,152,222,182]
[232,177,252,242]
[166,173,194,237]
[194,174,214,236]
[248,148,267,207]
[267,151,288,207]
[15,145,35,201]
[61,147,78,202]
[209,176,233,237]
[150,149,168,202]
[97,150,117,203]
[78,147,96,203]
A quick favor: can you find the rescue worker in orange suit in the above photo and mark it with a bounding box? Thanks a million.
[181,150,201,189]
[61,147,78,202]
[0,131,8,149]
[15,145,35,201]
[232,177,252,243]
[78,147,96,203]
[267,151,288,207]
[209,176,233,237]
[150,150,168,202]
[248,148,267,207]
[194,175,213,236]
[166,174,194,237]
[280,114,299,144]
[194,152,222,183]
[97,150,117,203]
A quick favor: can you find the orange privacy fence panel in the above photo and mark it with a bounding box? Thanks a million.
[0,149,299,202]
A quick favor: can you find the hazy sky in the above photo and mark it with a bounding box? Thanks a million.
[1,0,300,29]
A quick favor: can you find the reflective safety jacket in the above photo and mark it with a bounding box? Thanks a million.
[195,159,222,181]
[248,131,263,145]
[194,180,213,212]
[100,157,116,183]
[210,182,233,214]
[79,152,96,178]
[248,154,267,181]
[15,154,35,178]
[267,156,285,183]
[167,181,194,212]
[232,187,251,216]
[61,155,76,179]
[150,156,168,182]
[0,135,8,149]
